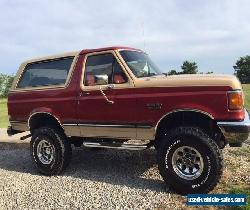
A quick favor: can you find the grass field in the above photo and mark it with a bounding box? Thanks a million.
[0,85,249,128]
[243,84,250,111]
[0,98,8,128]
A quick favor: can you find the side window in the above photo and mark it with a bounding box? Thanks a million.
[84,54,113,86]
[84,53,128,86]
[17,57,74,88]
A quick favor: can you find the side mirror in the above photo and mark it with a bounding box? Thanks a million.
[95,75,108,85]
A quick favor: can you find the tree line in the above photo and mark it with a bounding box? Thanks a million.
[0,55,250,97]
[166,55,250,84]
[166,61,213,75]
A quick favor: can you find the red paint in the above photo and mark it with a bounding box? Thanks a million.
[8,47,245,130]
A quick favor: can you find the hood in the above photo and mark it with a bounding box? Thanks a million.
[134,74,242,90]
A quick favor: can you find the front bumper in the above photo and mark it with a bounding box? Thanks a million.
[217,110,250,147]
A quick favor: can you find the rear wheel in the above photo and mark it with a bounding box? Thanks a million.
[157,126,223,194]
[30,126,72,175]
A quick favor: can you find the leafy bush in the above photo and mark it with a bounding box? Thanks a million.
[0,74,14,98]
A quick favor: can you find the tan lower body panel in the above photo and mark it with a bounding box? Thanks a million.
[10,122,155,140]
[10,122,29,131]
[64,124,155,140]
[137,127,155,140]
[79,126,137,139]
[64,125,81,137]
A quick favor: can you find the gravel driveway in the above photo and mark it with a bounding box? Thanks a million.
[0,128,249,210]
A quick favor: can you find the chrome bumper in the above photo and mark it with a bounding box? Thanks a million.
[217,110,250,147]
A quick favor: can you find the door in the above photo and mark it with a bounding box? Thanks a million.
[77,50,137,139]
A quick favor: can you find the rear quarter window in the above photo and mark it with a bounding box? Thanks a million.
[17,57,74,88]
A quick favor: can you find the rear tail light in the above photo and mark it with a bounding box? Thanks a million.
[227,90,244,110]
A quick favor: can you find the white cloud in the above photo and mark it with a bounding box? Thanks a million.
[0,0,250,74]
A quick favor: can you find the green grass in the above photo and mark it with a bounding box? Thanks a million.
[0,98,9,128]
[227,186,250,210]
[243,84,250,111]
[230,147,250,162]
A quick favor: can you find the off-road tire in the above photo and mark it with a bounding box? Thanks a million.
[157,126,223,194]
[30,126,72,175]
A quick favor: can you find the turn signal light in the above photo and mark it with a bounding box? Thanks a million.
[228,91,244,110]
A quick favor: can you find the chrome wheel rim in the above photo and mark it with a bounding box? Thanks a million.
[37,140,55,165]
[171,145,204,180]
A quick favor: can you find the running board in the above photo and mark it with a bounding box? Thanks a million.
[82,142,152,150]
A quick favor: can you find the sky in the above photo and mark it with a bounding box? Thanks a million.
[1,0,250,75]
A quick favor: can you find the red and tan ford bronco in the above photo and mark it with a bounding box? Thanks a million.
[7,46,250,194]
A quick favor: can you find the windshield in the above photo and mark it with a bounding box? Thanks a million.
[119,50,162,78]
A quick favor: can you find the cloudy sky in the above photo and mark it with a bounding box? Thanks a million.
[1,0,250,74]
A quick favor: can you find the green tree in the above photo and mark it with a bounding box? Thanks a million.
[181,61,198,74]
[0,74,15,98]
[233,55,250,84]
[167,70,178,75]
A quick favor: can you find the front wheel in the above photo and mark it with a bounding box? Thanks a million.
[157,126,223,194]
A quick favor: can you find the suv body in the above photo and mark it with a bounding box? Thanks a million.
[7,46,250,194]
